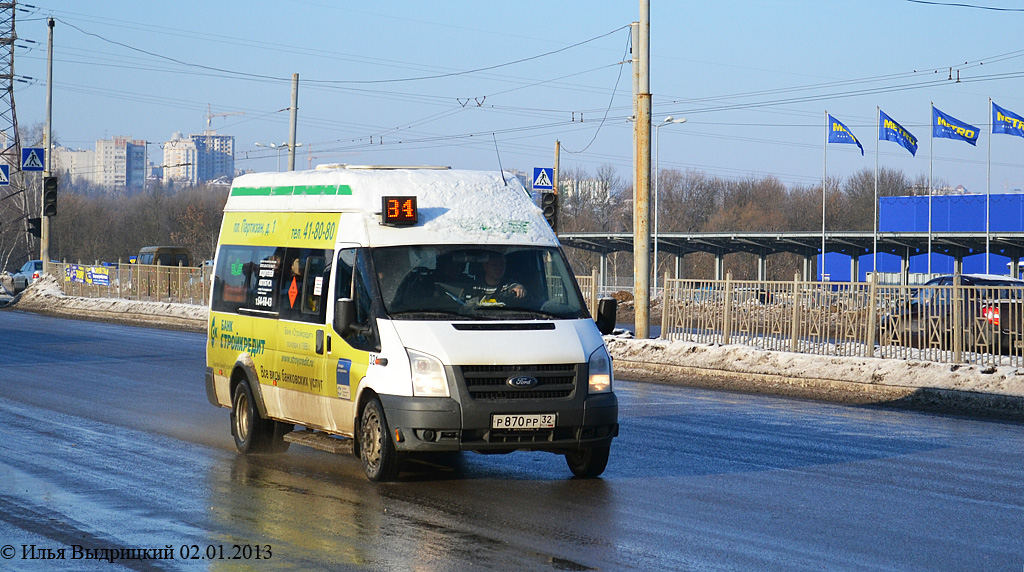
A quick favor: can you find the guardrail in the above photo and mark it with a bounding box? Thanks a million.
[575,268,600,317]
[660,274,1024,367]
[50,262,211,305]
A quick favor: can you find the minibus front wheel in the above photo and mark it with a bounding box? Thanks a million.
[360,397,401,482]
[232,378,290,454]
[565,444,610,478]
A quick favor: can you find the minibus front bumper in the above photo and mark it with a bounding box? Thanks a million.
[379,390,618,454]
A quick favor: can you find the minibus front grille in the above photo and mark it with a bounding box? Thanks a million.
[457,363,578,400]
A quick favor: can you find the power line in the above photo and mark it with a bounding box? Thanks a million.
[903,0,1024,11]
[56,17,628,86]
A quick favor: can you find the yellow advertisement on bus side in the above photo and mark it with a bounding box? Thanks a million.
[220,212,339,249]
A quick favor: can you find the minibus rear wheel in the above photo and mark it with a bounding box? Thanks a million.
[232,378,287,454]
[565,444,610,478]
[360,397,401,481]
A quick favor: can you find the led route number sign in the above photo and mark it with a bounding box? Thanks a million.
[382,196,418,226]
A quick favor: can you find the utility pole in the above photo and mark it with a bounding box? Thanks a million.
[41,16,54,267]
[288,73,298,171]
[633,1,652,339]
[553,140,560,197]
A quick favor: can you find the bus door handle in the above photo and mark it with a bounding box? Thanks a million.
[316,329,325,355]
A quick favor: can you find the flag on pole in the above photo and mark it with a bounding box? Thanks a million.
[933,106,979,146]
[992,102,1024,138]
[879,110,918,156]
[827,114,864,155]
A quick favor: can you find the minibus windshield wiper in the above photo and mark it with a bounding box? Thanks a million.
[387,310,472,320]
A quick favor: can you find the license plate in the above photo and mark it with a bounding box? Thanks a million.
[491,413,555,430]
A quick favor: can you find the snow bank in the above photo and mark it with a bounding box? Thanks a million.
[15,275,208,331]
[605,336,1024,400]
[8,275,1024,415]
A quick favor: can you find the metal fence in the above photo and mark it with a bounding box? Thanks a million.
[575,268,600,317]
[50,262,211,305]
[660,274,1024,367]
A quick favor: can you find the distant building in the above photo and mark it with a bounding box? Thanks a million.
[162,130,234,186]
[162,132,198,185]
[96,137,146,191]
[52,147,95,185]
[52,136,146,192]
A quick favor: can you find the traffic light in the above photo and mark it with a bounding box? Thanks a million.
[42,176,57,217]
[27,217,40,238]
[540,192,558,231]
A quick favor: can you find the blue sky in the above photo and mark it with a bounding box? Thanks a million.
[14,1,1024,193]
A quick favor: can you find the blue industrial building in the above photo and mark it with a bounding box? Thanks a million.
[822,193,1024,281]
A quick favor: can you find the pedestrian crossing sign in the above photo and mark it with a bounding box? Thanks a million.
[533,167,553,190]
[21,148,44,171]
[0,164,8,185]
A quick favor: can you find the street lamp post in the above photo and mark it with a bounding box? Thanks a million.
[255,142,303,172]
[654,116,686,291]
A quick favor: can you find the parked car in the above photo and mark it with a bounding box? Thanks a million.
[136,246,191,267]
[11,259,43,293]
[880,274,1024,354]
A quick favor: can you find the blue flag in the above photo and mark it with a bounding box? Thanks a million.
[933,106,978,146]
[827,114,864,155]
[992,102,1024,138]
[879,110,918,156]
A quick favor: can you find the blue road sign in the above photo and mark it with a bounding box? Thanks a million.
[0,164,9,185]
[532,167,553,190]
[21,148,45,171]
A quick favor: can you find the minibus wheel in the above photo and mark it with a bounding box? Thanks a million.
[232,378,285,454]
[360,397,401,481]
[565,444,610,478]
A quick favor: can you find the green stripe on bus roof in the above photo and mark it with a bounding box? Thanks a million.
[231,184,353,197]
[230,186,273,196]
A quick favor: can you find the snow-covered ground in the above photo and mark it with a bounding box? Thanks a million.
[7,275,1024,410]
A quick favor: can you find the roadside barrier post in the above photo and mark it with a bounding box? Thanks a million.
[790,272,801,352]
[953,274,963,362]
[722,272,733,345]
[865,274,878,357]
[661,271,670,339]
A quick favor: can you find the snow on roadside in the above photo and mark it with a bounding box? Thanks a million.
[605,336,1024,398]
[10,274,1024,399]
[15,275,208,331]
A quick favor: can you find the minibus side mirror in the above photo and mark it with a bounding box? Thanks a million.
[595,297,617,335]
[335,298,369,337]
[335,298,356,335]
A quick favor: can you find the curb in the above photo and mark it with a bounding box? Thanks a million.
[7,286,1022,421]
[607,345,1024,421]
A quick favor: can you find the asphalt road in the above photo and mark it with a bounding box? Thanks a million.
[0,309,1023,571]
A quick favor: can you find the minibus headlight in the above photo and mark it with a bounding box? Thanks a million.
[588,346,613,394]
[407,349,450,397]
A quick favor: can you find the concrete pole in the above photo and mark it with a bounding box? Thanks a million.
[41,17,54,267]
[633,1,652,338]
[288,73,298,171]
[554,140,560,197]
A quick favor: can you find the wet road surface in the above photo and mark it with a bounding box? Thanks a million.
[0,310,1023,570]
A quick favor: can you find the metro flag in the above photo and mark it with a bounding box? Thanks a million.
[992,102,1024,139]
[878,110,918,156]
[827,114,864,155]
[932,106,979,146]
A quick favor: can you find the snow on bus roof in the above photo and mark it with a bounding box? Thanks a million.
[227,167,557,246]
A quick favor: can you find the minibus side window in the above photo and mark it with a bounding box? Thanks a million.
[299,251,333,324]
[333,248,380,352]
[212,245,254,313]
[250,248,285,312]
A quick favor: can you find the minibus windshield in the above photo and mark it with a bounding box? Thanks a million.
[372,244,589,320]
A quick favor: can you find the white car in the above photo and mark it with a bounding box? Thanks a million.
[12,260,42,293]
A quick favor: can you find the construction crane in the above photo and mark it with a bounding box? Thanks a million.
[205,104,245,130]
